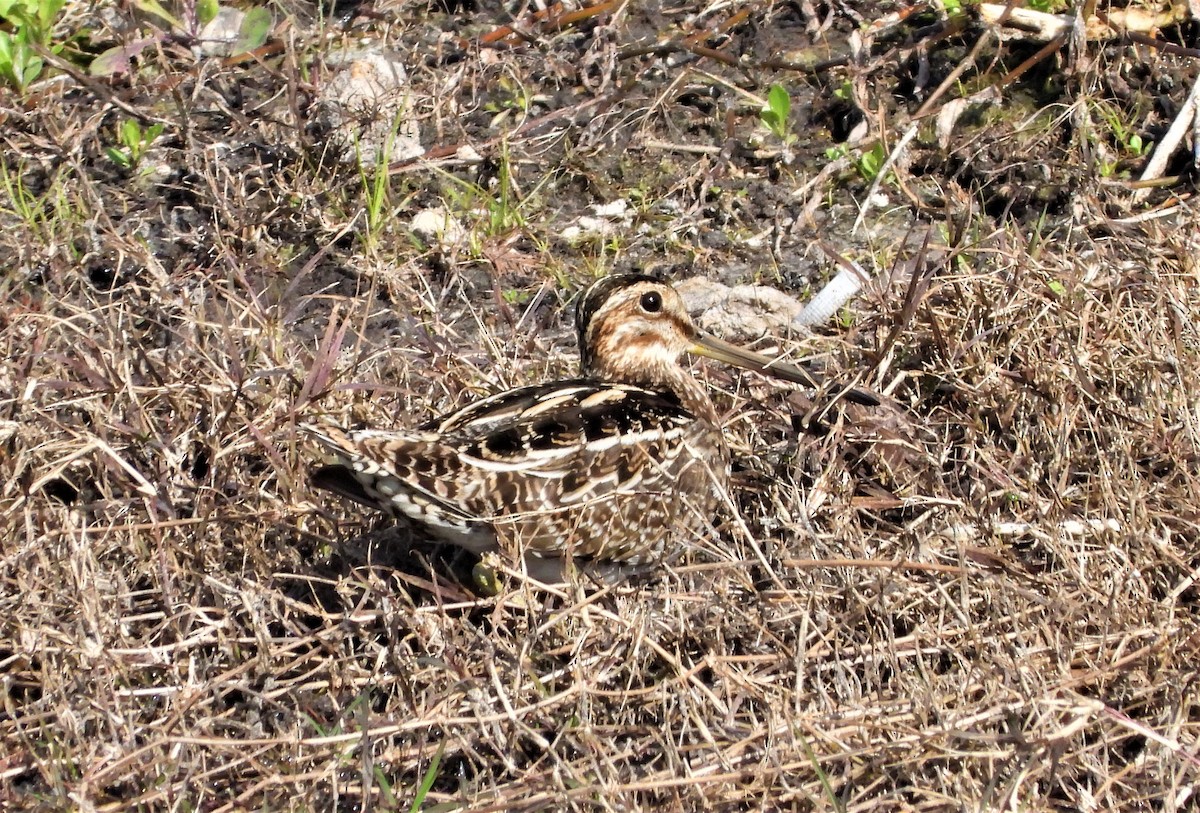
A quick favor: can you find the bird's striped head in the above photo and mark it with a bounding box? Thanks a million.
[574,274,879,404]
[575,275,699,385]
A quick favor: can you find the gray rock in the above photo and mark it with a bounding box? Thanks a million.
[316,48,424,166]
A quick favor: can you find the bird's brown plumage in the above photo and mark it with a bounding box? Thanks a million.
[308,274,876,580]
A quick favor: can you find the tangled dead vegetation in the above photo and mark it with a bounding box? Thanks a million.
[2,1,1200,810]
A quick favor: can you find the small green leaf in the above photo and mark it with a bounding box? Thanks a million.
[89,45,127,76]
[197,0,219,26]
[121,118,142,148]
[767,83,791,123]
[855,143,887,181]
[38,0,66,30]
[0,27,42,90]
[106,146,132,168]
[233,6,272,54]
[89,37,156,77]
[20,54,41,86]
[133,0,183,31]
[1047,279,1066,296]
[759,84,793,140]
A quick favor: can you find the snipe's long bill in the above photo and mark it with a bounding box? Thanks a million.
[307,273,877,582]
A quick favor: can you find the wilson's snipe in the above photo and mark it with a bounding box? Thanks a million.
[308,274,876,582]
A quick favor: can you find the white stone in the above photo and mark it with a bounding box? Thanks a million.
[194,8,243,58]
[590,199,629,218]
[317,47,424,166]
[410,206,466,247]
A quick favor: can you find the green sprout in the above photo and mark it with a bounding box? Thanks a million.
[760,84,795,144]
[106,119,164,169]
[854,142,887,183]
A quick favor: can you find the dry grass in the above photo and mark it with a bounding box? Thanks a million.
[2,1,1199,810]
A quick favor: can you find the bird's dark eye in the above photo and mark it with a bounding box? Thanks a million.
[640,291,662,313]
